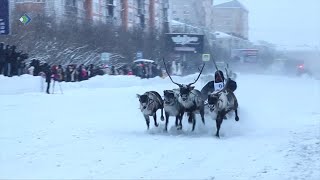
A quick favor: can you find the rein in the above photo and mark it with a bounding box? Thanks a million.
[147,99,155,110]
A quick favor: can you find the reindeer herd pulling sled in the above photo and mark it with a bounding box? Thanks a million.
[136,59,240,138]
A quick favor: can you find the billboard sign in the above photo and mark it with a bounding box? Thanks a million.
[136,51,143,59]
[166,33,204,53]
[0,0,10,35]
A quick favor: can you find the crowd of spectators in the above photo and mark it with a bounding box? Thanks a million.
[0,43,29,77]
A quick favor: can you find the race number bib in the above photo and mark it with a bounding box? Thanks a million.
[214,82,224,91]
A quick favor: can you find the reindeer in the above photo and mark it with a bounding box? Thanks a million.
[137,91,165,130]
[163,59,206,131]
[207,88,239,138]
[163,89,185,131]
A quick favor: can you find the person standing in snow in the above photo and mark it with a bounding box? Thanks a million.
[44,64,52,94]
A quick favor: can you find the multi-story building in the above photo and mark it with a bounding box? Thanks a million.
[10,0,168,33]
[45,0,117,24]
[169,0,214,31]
[213,0,249,40]
[121,0,168,33]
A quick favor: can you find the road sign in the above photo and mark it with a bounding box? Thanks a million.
[136,51,143,59]
[202,54,210,62]
[101,52,110,62]
[0,0,10,35]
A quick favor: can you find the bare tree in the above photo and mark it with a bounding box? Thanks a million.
[0,13,170,66]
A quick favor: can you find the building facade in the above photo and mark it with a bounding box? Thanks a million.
[213,0,249,40]
[169,0,214,31]
[10,0,168,33]
[121,0,168,33]
[14,0,46,16]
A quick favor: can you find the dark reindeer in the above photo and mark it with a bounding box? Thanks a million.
[163,59,206,131]
[207,87,239,138]
[137,91,165,130]
[163,89,185,131]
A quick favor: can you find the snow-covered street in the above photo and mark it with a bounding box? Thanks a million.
[0,74,319,179]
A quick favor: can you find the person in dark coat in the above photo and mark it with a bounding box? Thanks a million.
[213,70,225,91]
[214,70,237,92]
[200,69,237,101]
[44,64,52,94]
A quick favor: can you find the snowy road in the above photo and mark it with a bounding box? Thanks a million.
[0,74,319,179]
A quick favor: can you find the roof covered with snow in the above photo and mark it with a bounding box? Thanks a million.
[214,31,232,39]
[214,0,248,12]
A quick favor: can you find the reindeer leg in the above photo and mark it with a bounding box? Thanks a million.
[216,111,227,138]
[178,110,184,130]
[164,112,169,132]
[160,107,165,121]
[200,106,205,125]
[144,115,150,130]
[191,113,196,132]
[235,109,239,121]
[175,115,179,127]
[215,113,223,138]
[153,113,159,127]
[187,112,192,124]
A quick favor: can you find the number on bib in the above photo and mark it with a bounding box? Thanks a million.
[214,82,224,91]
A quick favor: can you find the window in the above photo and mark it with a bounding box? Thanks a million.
[129,12,134,22]
[140,15,145,28]
[107,0,114,5]
[137,0,145,15]
[93,2,99,13]
[108,5,114,17]
[65,0,76,6]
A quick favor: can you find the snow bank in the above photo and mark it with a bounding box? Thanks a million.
[0,74,202,95]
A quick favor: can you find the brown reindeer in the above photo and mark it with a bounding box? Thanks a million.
[163,59,206,131]
[207,86,239,138]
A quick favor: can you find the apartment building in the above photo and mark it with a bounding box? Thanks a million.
[169,0,214,30]
[11,0,167,32]
[213,0,249,40]
[122,0,168,33]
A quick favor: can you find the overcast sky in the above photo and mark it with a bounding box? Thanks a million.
[214,0,320,48]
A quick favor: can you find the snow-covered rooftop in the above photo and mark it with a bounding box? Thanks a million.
[214,31,232,38]
[214,0,248,12]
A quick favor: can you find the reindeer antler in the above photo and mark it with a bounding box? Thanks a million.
[188,63,205,86]
[162,58,182,87]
